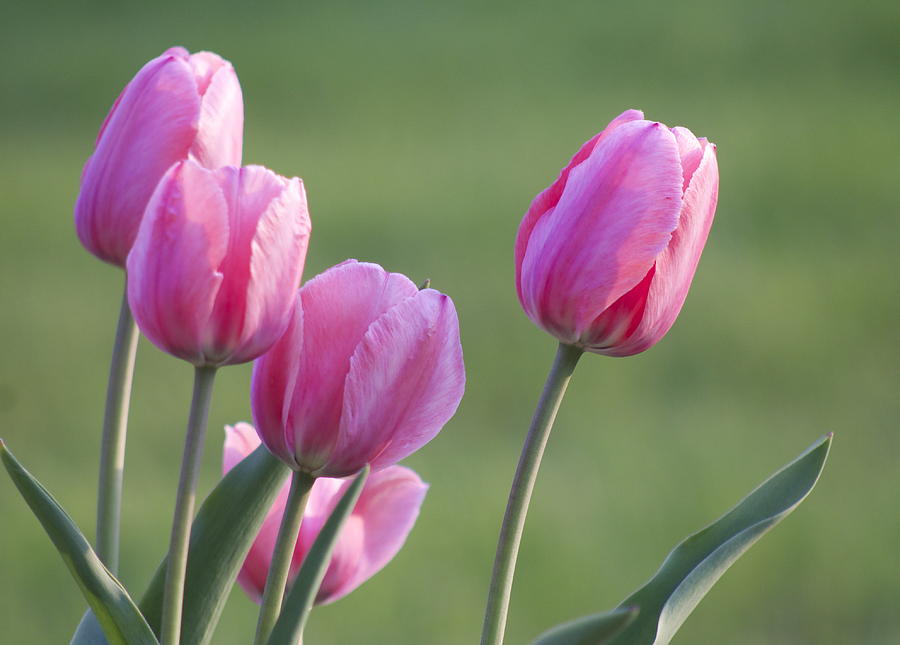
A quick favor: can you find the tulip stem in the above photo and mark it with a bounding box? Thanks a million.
[481,342,583,645]
[160,365,218,645]
[254,470,315,645]
[95,283,140,574]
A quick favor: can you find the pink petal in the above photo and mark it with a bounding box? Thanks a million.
[251,304,304,468]
[671,126,703,193]
[324,289,465,477]
[229,177,310,364]
[283,262,418,473]
[299,467,428,605]
[223,422,262,473]
[514,109,644,303]
[609,140,719,356]
[518,120,683,343]
[189,54,243,168]
[75,52,201,266]
[126,160,228,364]
[203,166,297,364]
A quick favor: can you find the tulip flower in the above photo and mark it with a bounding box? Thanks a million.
[127,159,311,367]
[75,46,243,267]
[251,260,465,478]
[515,109,719,356]
[224,423,428,605]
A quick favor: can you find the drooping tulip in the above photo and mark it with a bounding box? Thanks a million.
[224,423,428,605]
[75,46,243,267]
[251,260,465,478]
[127,160,311,367]
[515,109,719,356]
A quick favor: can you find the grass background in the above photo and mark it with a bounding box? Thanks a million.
[1,0,897,643]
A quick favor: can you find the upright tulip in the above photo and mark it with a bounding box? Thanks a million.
[75,46,243,267]
[251,260,465,478]
[224,423,428,605]
[127,159,311,367]
[515,109,719,356]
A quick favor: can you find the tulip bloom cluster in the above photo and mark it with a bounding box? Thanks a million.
[11,44,829,645]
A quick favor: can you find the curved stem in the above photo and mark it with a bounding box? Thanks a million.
[160,365,217,645]
[254,470,315,645]
[95,283,140,574]
[481,342,583,645]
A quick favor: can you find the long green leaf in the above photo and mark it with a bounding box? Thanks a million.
[531,607,639,645]
[0,440,159,645]
[601,433,832,645]
[267,466,370,645]
[71,443,290,645]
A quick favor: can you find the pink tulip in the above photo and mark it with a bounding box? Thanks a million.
[515,109,719,356]
[127,160,311,366]
[75,46,243,267]
[251,260,465,478]
[224,423,428,605]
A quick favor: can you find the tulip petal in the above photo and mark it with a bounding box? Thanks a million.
[251,306,304,468]
[515,109,644,302]
[327,289,465,477]
[76,52,201,266]
[671,126,703,193]
[315,466,428,604]
[127,160,228,365]
[190,54,243,168]
[284,263,419,472]
[519,120,683,343]
[610,140,719,356]
[203,166,297,364]
[231,177,309,364]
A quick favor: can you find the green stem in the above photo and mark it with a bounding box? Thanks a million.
[254,470,315,645]
[95,283,140,574]
[160,365,217,645]
[481,342,583,645]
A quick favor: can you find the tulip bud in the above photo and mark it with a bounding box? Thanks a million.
[224,423,428,605]
[127,160,311,367]
[75,46,243,267]
[515,109,719,356]
[251,260,465,478]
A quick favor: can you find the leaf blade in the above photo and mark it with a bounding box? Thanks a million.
[0,440,159,645]
[608,433,832,645]
[530,607,639,645]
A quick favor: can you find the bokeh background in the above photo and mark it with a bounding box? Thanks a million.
[1,1,897,643]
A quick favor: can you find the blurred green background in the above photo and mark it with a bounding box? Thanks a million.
[1,0,897,643]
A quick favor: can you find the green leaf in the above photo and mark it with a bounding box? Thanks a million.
[139,444,291,645]
[603,433,832,645]
[0,440,159,645]
[531,607,639,645]
[70,443,290,645]
[267,466,370,645]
